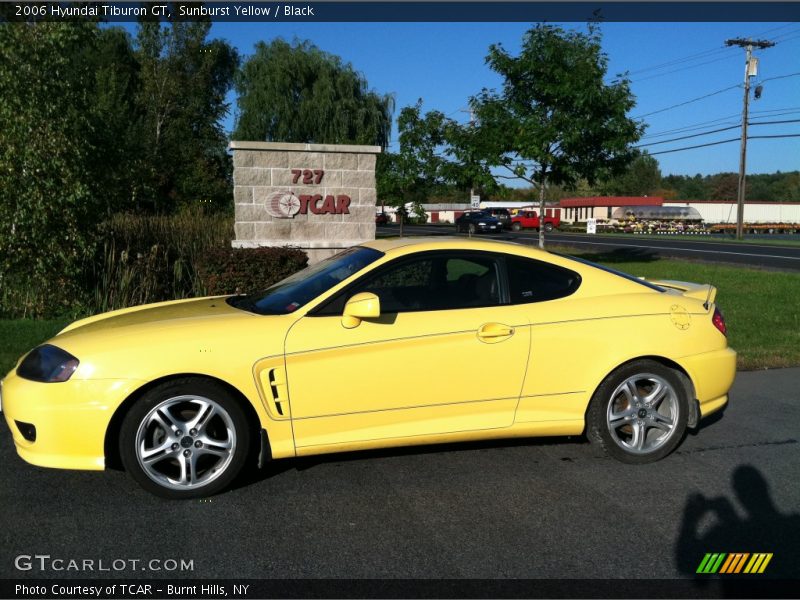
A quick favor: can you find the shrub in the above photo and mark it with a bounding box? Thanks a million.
[196,247,308,295]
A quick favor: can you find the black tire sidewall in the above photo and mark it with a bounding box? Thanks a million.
[119,378,251,499]
[587,360,689,464]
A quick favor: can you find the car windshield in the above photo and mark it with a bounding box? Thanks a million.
[227,246,384,315]
[557,253,666,292]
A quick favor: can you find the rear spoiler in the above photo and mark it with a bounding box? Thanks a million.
[646,279,717,309]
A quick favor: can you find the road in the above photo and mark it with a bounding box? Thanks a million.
[377,225,800,271]
[1,368,798,587]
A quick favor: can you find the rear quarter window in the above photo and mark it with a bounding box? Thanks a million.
[506,256,581,303]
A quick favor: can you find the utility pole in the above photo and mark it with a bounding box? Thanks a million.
[725,38,774,239]
[460,107,479,213]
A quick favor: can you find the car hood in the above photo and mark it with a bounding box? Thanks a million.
[58,296,243,337]
[44,297,291,381]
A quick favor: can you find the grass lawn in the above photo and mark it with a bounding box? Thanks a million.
[1,253,798,374]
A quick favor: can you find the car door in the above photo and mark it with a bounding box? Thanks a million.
[283,251,531,452]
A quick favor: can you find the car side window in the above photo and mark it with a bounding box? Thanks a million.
[316,253,503,315]
[506,256,581,304]
[361,259,435,312]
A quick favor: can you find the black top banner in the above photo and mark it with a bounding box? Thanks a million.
[2,1,800,22]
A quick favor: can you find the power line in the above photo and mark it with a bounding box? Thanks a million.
[614,24,797,81]
[638,118,800,148]
[750,133,800,140]
[632,84,742,119]
[647,133,800,156]
[637,118,800,148]
[634,72,800,121]
[751,106,800,114]
[635,124,741,148]
[628,53,739,85]
[749,118,800,126]
[640,113,741,139]
[648,137,740,155]
[760,71,800,83]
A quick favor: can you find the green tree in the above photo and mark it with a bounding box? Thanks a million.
[85,26,141,216]
[134,19,239,212]
[599,153,661,196]
[376,101,497,235]
[469,24,643,247]
[376,102,450,236]
[233,38,393,148]
[0,22,102,315]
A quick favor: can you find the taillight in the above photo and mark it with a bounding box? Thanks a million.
[712,307,727,336]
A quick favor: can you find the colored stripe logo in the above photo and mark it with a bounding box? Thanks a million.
[696,553,773,574]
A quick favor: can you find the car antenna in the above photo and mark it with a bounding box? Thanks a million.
[703,284,712,310]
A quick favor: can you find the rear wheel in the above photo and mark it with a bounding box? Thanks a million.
[468,223,476,234]
[120,378,251,498]
[587,360,688,463]
[511,222,522,232]
[544,222,554,232]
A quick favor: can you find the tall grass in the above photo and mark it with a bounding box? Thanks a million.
[91,211,233,313]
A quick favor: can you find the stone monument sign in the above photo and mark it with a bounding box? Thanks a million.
[230,141,381,263]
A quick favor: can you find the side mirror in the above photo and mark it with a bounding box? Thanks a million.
[341,292,380,329]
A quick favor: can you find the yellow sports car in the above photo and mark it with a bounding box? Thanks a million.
[2,237,735,498]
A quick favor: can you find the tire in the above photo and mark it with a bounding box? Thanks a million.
[511,222,522,232]
[468,223,476,234]
[119,378,251,499]
[455,222,461,233]
[544,222,554,233]
[586,360,689,464]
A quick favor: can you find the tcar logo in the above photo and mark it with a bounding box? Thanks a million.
[264,190,352,219]
[266,191,301,219]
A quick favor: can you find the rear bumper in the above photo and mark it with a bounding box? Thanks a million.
[1,371,143,471]
[676,347,737,418]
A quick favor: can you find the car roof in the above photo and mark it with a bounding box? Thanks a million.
[358,237,663,297]
[361,236,543,258]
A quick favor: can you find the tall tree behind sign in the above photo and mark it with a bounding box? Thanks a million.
[134,19,239,212]
[233,39,394,149]
[469,24,643,247]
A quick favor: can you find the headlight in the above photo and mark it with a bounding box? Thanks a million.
[478,222,486,226]
[17,345,79,383]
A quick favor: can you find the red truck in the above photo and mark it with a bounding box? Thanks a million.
[510,209,561,232]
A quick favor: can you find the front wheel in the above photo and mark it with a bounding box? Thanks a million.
[119,378,251,498]
[511,222,522,232]
[586,360,688,463]
[468,223,476,234]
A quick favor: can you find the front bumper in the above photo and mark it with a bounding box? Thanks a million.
[1,371,143,471]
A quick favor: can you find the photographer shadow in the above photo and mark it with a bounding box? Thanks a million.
[675,464,800,584]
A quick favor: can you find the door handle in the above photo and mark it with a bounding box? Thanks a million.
[477,322,514,341]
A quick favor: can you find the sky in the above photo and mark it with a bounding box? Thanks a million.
[127,19,800,181]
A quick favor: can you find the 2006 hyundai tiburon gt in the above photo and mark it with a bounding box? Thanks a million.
[2,238,735,498]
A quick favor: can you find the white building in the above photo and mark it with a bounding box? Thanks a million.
[664,201,800,224]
